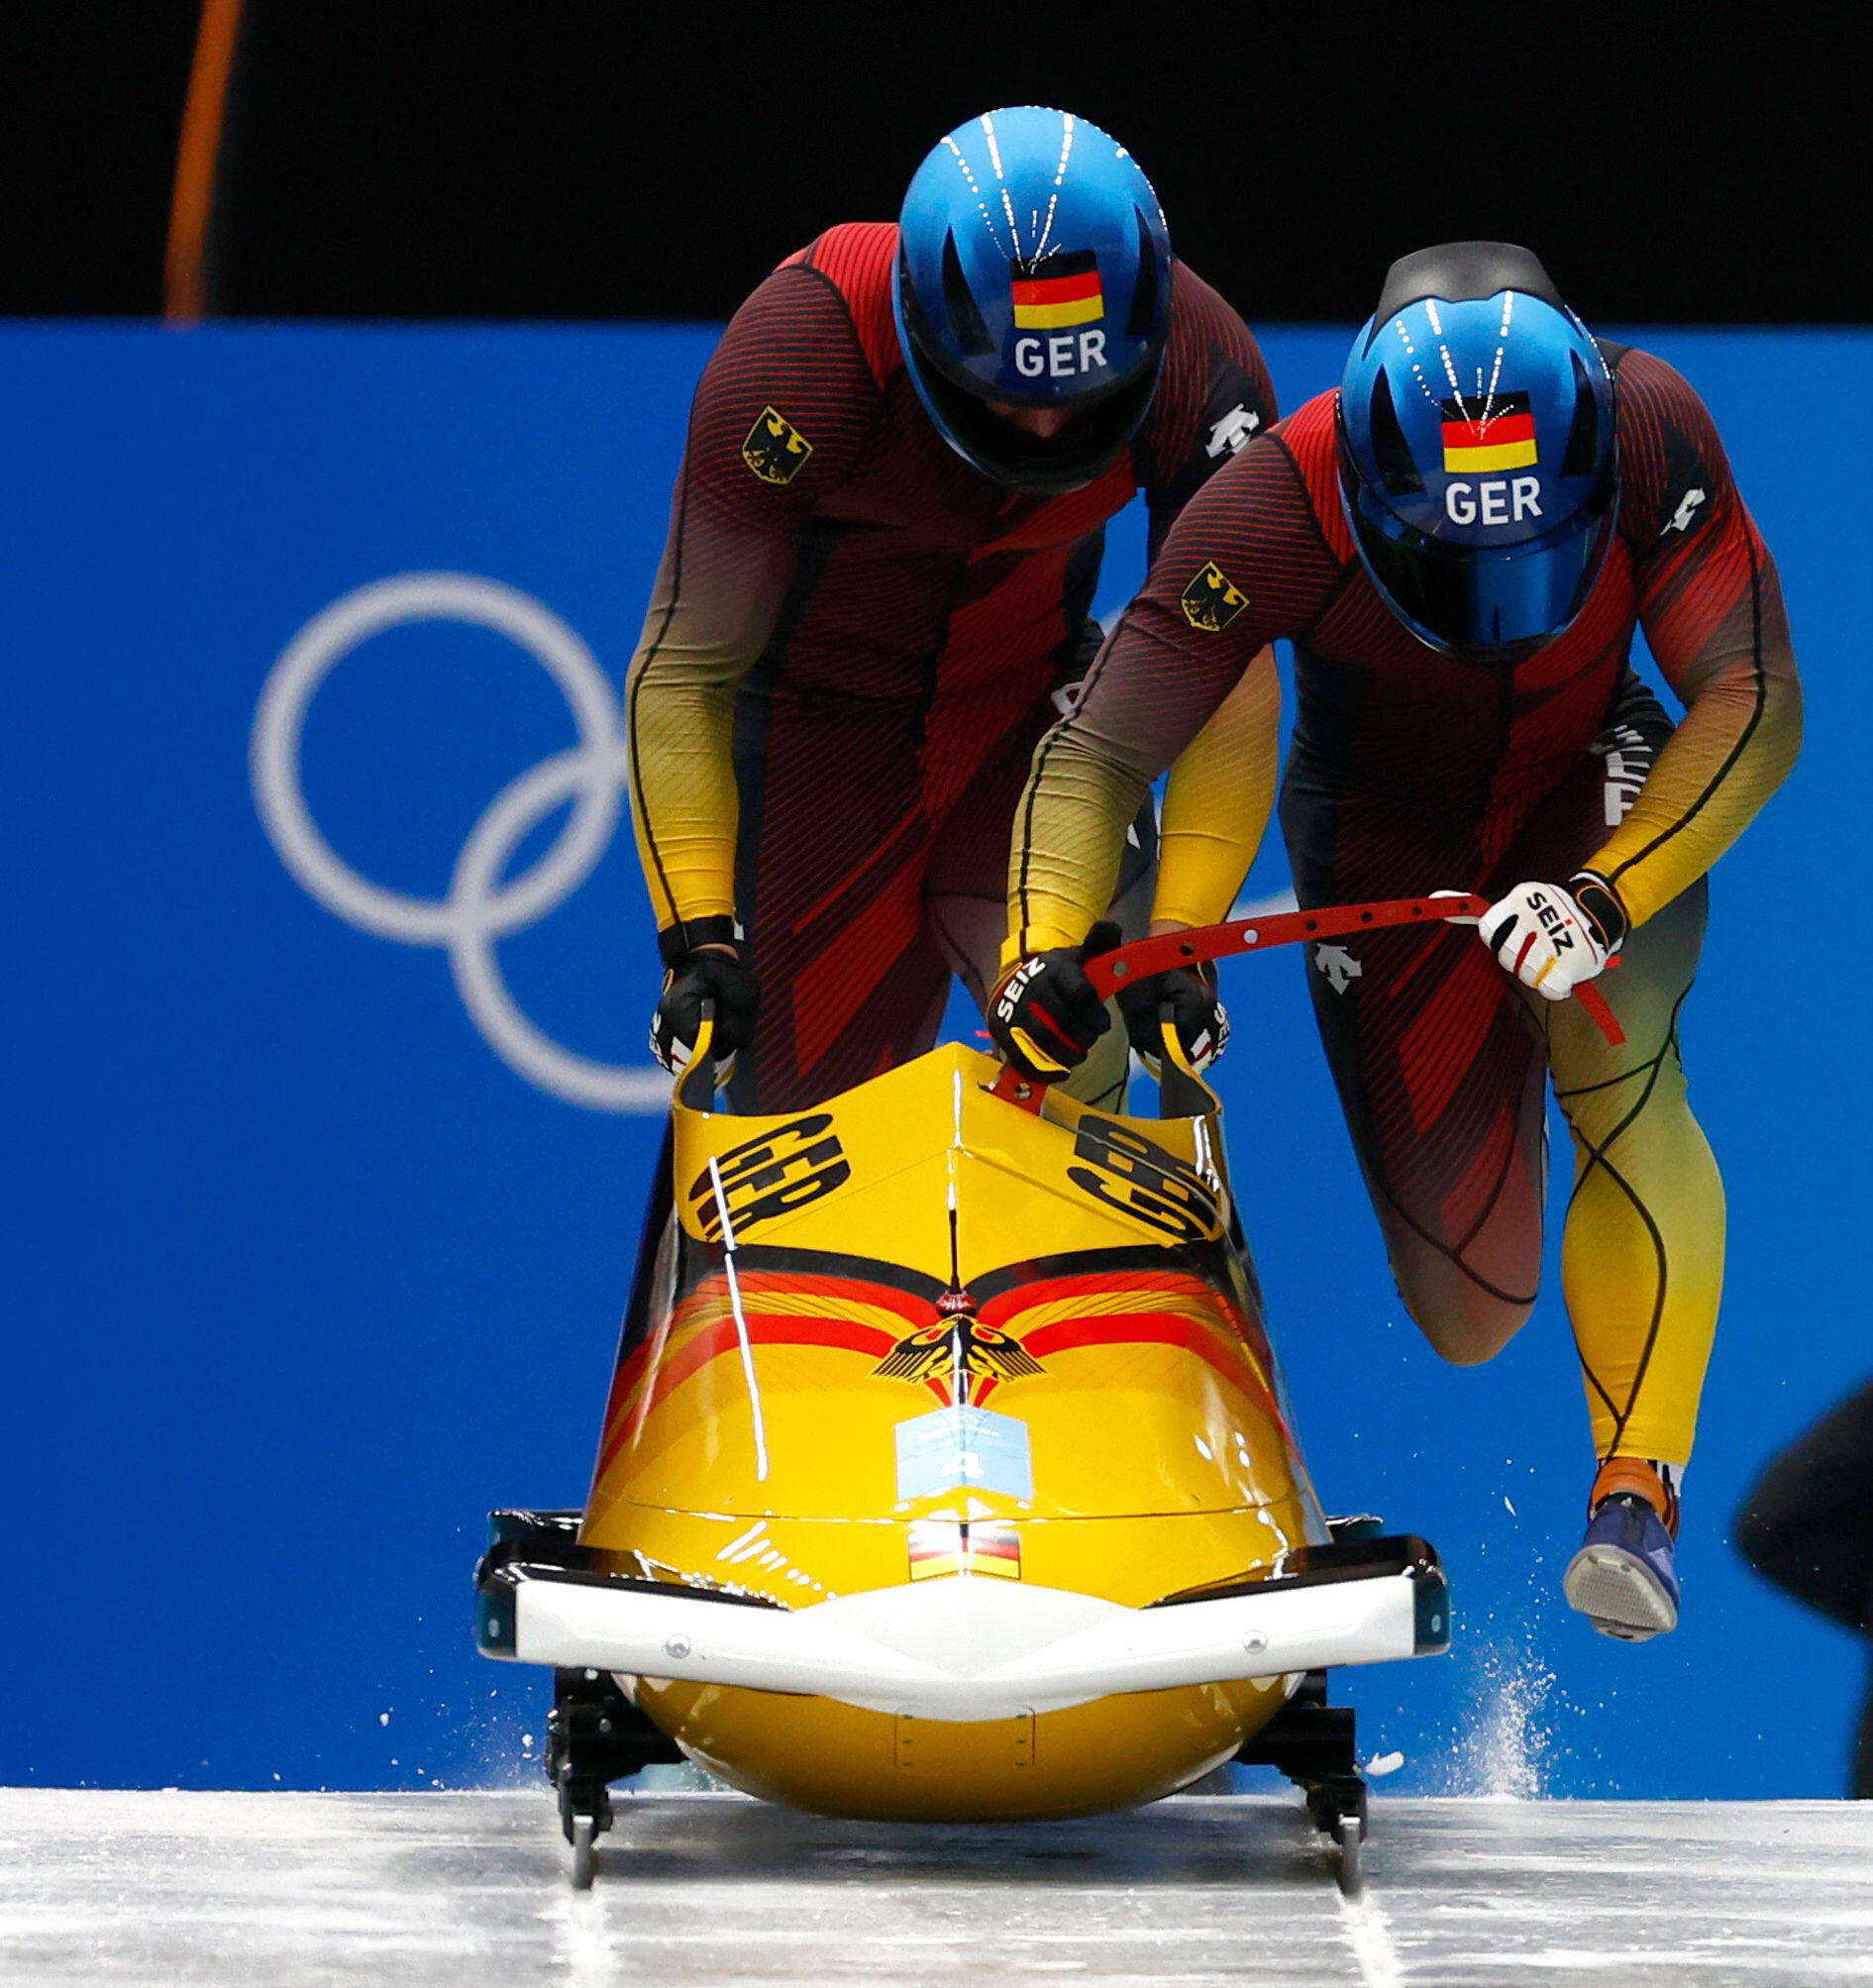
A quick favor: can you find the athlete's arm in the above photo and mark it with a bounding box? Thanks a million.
[1152,663,1282,929]
[1006,441,1305,963]
[1582,353,1803,931]
[625,262,877,955]
[1125,266,1284,932]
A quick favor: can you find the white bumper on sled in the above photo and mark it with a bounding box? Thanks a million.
[482,1545,1447,1722]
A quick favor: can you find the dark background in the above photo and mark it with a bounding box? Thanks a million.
[9,2,1870,324]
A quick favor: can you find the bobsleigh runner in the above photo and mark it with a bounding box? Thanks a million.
[474,900,1582,1887]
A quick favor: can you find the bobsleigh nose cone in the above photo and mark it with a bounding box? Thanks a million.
[821,1575,1126,1707]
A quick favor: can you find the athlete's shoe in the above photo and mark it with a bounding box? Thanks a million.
[1563,1458,1681,1642]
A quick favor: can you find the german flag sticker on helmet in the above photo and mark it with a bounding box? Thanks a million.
[1181,560,1248,632]
[742,406,813,484]
[1010,250,1104,330]
[1439,391,1538,474]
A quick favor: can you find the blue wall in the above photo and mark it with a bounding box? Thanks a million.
[3,323,1862,1798]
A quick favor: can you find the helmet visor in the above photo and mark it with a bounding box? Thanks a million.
[1346,471,1618,654]
[904,344,1161,492]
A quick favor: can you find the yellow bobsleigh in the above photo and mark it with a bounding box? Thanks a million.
[477,910,1454,1885]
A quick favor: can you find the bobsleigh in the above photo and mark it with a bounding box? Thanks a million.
[475,903,1493,1886]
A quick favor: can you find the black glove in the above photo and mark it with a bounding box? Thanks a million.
[988,921,1120,1082]
[650,946,760,1082]
[1116,962,1230,1076]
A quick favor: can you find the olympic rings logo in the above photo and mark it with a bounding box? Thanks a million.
[250,573,671,1113]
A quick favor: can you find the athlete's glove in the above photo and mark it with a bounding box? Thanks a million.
[650,945,760,1082]
[989,921,1120,1083]
[1116,961,1229,1076]
[1478,873,1627,1001]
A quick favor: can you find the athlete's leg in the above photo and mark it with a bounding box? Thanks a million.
[1542,878,1718,1469]
[1507,672,1725,1473]
[727,688,949,1112]
[1281,779,1549,1362]
[1302,922,1548,1359]
[1467,673,1719,1636]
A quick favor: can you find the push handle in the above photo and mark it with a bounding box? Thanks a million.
[1082,894,1460,996]
[1081,893,1623,1048]
[989,892,1623,1111]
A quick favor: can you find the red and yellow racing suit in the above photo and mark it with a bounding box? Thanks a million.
[627,222,1278,1110]
[1004,347,1802,1465]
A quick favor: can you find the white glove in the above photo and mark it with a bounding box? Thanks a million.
[1479,878,1621,1000]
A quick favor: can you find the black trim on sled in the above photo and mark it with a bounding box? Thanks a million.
[475,1508,788,1659]
[476,1560,787,1658]
[967,1242,1214,1303]
[486,1508,584,1555]
[689,1243,954,1306]
[676,1240,1241,1311]
[610,1123,679,1372]
[1149,1534,1451,1656]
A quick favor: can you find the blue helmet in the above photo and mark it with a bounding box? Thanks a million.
[894,107,1173,493]
[1337,243,1618,655]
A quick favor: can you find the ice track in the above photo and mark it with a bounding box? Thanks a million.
[3,1789,1870,1986]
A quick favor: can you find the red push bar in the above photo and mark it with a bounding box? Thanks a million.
[989,892,1623,1108]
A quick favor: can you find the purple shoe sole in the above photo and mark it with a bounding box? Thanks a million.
[1563,1493,1681,1642]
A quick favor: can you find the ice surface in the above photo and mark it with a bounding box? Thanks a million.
[1,1788,1869,1986]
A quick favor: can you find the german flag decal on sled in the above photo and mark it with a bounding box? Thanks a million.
[965,1522,1022,1579]
[908,1519,1022,1581]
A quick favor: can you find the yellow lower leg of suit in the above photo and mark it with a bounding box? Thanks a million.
[1549,878,1724,1468]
